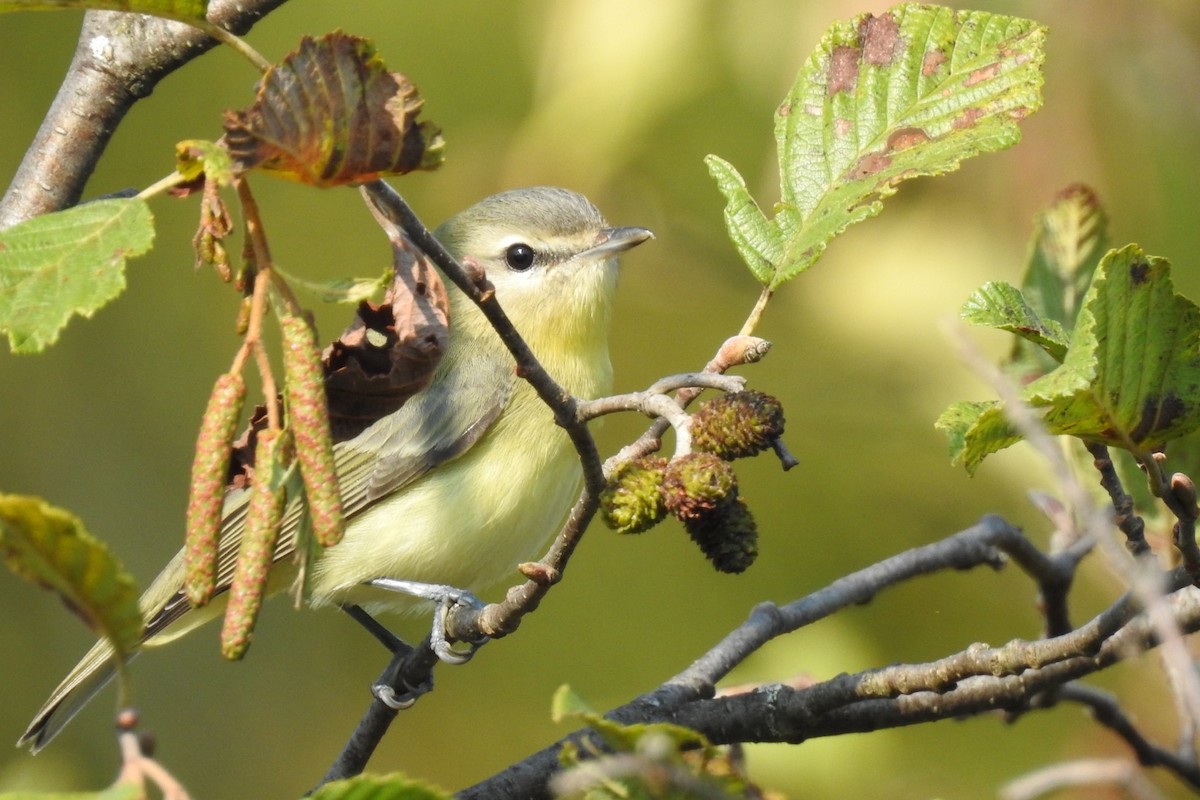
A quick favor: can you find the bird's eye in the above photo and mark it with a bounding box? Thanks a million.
[504,243,536,271]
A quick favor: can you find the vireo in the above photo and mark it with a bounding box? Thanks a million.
[20,186,652,751]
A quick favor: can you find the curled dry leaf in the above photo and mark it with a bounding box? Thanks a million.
[222,32,445,186]
[324,228,451,441]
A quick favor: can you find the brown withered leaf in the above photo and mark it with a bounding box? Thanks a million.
[226,191,450,483]
[222,32,445,187]
[324,193,450,440]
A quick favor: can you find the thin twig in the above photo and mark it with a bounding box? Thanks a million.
[1085,441,1151,556]
[1053,683,1200,790]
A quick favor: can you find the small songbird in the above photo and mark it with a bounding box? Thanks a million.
[20,186,652,751]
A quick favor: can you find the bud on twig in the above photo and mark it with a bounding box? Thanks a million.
[185,372,246,606]
[280,315,345,547]
[221,428,288,660]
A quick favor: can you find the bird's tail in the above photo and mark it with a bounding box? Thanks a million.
[17,638,128,753]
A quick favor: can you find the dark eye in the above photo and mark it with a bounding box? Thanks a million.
[505,243,536,271]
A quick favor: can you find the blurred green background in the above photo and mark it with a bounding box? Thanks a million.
[3,1,1200,797]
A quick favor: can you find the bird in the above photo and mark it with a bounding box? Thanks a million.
[19,185,652,751]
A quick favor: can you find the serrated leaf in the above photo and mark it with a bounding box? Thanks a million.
[551,684,598,723]
[1024,245,1200,452]
[223,33,445,187]
[703,155,782,286]
[176,138,236,186]
[961,281,1068,361]
[0,0,205,17]
[0,495,142,658]
[0,198,155,353]
[714,4,1044,288]
[1021,184,1108,330]
[552,684,708,760]
[1007,184,1109,382]
[275,266,389,304]
[934,400,1019,476]
[307,773,451,800]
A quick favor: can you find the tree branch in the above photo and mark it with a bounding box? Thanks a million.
[0,1,289,230]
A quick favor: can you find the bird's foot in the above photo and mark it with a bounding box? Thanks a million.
[368,578,489,665]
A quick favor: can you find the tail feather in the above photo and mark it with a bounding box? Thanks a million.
[17,639,128,753]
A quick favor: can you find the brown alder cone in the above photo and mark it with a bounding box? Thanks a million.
[280,314,345,547]
[184,372,246,607]
[221,428,288,660]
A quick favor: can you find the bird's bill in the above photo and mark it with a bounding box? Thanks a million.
[578,226,654,260]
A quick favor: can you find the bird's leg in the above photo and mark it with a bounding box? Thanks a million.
[340,603,411,654]
[339,604,433,709]
[368,578,489,665]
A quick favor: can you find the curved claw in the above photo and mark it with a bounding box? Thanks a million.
[372,684,417,710]
[431,599,488,665]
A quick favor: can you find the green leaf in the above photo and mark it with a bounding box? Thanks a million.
[176,139,236,186]
[1024,244,1200,452]
[0,494,142,658]
[1021,184,1108,332]
[1008,184,1109,381]
[703,155,782,286]
[0,0,206,18]
[934,400,1019,476]
[274,265,390,304]
[713,4,1045,288]
[306,773,451,800]
[552,684,708,758]
[0,198,155,353]
[961,281,1068,361]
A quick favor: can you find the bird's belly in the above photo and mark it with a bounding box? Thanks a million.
[309,421,582,615]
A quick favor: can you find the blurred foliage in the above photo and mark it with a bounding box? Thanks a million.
[1,1,1199,798]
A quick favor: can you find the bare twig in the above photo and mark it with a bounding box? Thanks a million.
[1000,757,1165,800]
[1085,441,1152,556]
[1051,683,1200,790]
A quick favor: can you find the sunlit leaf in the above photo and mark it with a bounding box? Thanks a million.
[712,4,1045,288]
[961,281,1068,361]
[942,245,1200,473]
[0,495,142,657]
[1021,184,1108,332]
[176,138,236,186]
[1025,244,1200,452]
[223,32,445,187]
[307,773,451,800]
[275,266,389,304]
[934,400,1018,476]
[0,198,155,353]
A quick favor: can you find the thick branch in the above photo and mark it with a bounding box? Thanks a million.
[0,1,288,230]
[457,508,1200,800]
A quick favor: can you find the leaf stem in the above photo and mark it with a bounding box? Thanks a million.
[191,19,273,73]
[739,286,773,337]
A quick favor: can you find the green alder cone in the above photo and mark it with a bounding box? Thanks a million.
[600,456,669,535]
[661,452,739,521]
[690,390,786,460]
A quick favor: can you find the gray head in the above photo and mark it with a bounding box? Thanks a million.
[434,187,652,346]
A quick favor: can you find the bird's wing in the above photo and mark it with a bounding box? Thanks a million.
[143,349,516,639]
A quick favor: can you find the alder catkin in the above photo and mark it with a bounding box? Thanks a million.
[221,428,287,660]
[185,372,245,607]
[279,314,345,547]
